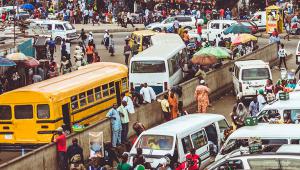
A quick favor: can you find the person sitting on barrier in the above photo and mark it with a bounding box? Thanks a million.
[67,138,84,165]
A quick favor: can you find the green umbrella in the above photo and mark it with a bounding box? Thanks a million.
[224,23,251,35]
[194,47,230,59]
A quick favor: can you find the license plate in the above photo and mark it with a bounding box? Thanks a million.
[4,134,12,140]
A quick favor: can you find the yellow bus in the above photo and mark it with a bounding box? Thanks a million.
[129,30,157,52]
[0,62,128,145]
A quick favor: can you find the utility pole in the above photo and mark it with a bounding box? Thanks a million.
[13,0,16,46]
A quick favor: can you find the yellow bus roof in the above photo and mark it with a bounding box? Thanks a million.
[1,62,128,102]
[132,30,157,36]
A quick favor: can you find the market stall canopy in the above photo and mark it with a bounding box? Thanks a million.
[0,57,16,66]
[232,34,258,46]
[21,3,35,10]
[6,53,28,61]
[194,47,230,59]
[224,23,251,35]
[23,57,40,67]
[191,54,218,65]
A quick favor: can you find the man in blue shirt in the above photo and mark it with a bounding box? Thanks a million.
[249,97,259,117]
[47,38,56,60]
[106,103,122,147]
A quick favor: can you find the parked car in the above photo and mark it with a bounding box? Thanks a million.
[146,15,203,32]
[201,20,238,42]
[251,11,266,31]
[237,20,259,34]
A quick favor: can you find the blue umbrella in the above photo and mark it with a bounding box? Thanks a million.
[0,57,16,66]
[21,3,34,10]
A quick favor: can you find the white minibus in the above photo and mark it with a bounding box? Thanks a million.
[129,33,187,94]
[128,114,229,169]
[216,123,300,160]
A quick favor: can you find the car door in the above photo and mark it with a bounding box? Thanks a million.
[232,65,240,95]
[191,129,210,162]
[208,22,220,41]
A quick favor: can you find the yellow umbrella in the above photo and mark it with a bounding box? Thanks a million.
[240,34,257,42]
[6,53,29,61]
[232,34,257,46]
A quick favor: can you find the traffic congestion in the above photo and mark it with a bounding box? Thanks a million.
[0,0,300,170]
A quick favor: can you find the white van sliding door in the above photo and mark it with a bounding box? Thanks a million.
[191,129,210,161]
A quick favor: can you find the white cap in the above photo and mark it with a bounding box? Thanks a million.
[200,80,205,85]
[56,127,63,132]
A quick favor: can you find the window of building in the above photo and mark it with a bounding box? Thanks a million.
[95,87,101,100]
[37,104,50,119]
[14,105,33,119]
[0,105,12,120]
[87,89,95,103]
[191,129,208,149]
[79,92,87,107]
[71,95,79,110]
[109,82,115,95]
[102,84,109,97]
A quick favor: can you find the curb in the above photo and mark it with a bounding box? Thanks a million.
[256,33,300,40]
[75,27,145,34]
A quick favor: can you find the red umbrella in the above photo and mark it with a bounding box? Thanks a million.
[191,54,218,65]
[23,57,40,67]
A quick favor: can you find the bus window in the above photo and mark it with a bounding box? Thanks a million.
[87,89,95,103]
[102,84,109,97]
[79,92,87,107]
[0,105,12,120]
[122,78,127,91]
[14,105,33,119]
[109,82,115,95]
[131,61,166,73]
[37,104,50,119]
[95,87,102,100]
[71,95,79,110]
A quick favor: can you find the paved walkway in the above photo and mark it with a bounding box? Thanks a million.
[74,23,145,33]
[255,30,300,40]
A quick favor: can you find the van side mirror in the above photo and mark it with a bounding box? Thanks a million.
[229,67,233,72]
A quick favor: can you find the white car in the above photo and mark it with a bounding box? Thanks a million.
[207,153,300,170]
[251,11,266,31]
[146,15,203,32]
[201,20,238,42]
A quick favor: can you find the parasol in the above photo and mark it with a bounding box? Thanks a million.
[23,57,40,67]
[6,53,28,61]
[0,57,16,66]
[231,34,258,46]
[224,23,251,35]
[21,3,35,10]
[191,54,218,65]
[194,47,230,59]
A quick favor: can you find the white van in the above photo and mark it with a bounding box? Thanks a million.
[202,20,238,42]
[129,34,187,94]
[230,60,272,100]
[296,41,300,61]
[216,123,300,160]
[129,114,229,169]
[251,11,266,31]
[256,92,300,123]
[27,19,77,44]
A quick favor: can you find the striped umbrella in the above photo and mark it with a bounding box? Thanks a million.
[0,57,16,66]
[6,53,29,61]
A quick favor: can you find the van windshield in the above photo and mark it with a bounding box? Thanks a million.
[131,61,166,73]
[64,23,75,30]
[135,135,173,150]
[242,68,270,80]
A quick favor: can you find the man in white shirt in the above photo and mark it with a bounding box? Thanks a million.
[145,83,156,101]
[278,43,287,69]
[117,101,130,143]
[257,89,266,111]
[140,84,151,103]
[121,93,135,114]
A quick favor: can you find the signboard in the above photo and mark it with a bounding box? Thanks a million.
[89,132,104,158]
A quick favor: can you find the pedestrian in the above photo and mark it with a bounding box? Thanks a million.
[61,39,67,60]
[178,25,184,38]
[133,148,146,169]
[225,8,231,20]
[51,127,67,170]
[78,29,87,46]
[132,41,139,56]
[106,103,122,147]
[132,122,145,145]
[176,148,200,170]
[197,23,202,36]
[103,142,120,167]
[60,56,71,74]
[173,18,180,33]
[183,30,190,45]
[109,34,115,56]
[123,40,131,65]
[168,89,178,120]
[145,83,156,101]
[93,52,101,63]
[283,22,290,41]
[194,80,210,113]
[65,40,71,60]
[219,8,224,20]
[103,30,110,50]
[47,38,56,60]
[118,101,130,143]
[32,70,42,83]
[235,102,248,127]
[67,138,85,170]
[86,42,95,64]
[249,96,259,117]
[257,89,267,111]
[117,153,132,170]
[278,43,287,69]
[84,8,89,24]
[158,94,171,121]
[121,93,135,114]
[140,84,151,103]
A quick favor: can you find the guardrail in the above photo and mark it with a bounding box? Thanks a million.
[0,43,278,170]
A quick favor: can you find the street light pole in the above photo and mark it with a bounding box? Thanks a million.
[13,0,16,46]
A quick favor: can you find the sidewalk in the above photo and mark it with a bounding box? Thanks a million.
[255,30,300,40]
[74,23,145,33]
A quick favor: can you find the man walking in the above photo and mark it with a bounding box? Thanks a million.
[123,40,131,65]
[47,38,56,60]
[51,127,67,170]
[194,80,210,113]
[278,43,287,69]
[106,104,122,147]
[118,101,130,144]
[249,97,259,117]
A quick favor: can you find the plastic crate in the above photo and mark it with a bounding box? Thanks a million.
[279,92,289,100]
[244,117,258,126]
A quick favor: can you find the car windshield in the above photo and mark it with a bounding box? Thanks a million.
[131,60,166,73]
[242,68,270,80]
[64,23,74,30]
[135,135,173,150]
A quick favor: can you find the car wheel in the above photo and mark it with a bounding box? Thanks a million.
[153,28,161,32]
[184,26,192,30]
[55,37,62,45]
